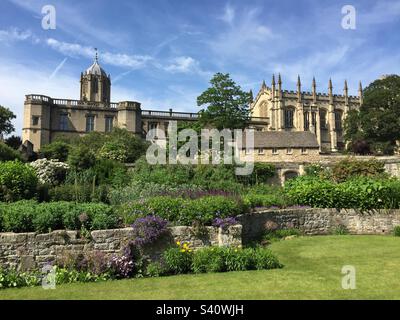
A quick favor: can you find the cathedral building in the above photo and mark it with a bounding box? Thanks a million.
[22,55,362,164]
[250,74,362,153]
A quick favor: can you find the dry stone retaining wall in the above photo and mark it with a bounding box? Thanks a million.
[238,208,400,243]
[2,208,400,271]
[0,225,242,271]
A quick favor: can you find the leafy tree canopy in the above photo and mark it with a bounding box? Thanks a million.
[197,73,251,130]
[0,105,16,136]
[344,75,400,155]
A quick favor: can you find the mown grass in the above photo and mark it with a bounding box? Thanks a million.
[1,235,400,300]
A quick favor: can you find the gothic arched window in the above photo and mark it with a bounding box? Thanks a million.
[335,110,343,130]
[284,107,295,129]
[304,112,310,131]
[320,109,327,129]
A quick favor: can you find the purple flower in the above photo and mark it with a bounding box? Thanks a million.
[109,254,135,278]
[131,215,169,247]
[212,217,238,229]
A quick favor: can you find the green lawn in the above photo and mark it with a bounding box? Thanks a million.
[1,235,400,300]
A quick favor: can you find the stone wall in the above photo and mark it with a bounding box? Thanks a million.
[238,208,400,243]
[0,225,242,271]
[3,208,400,271]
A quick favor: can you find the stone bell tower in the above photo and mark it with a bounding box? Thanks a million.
[80,49,111,104]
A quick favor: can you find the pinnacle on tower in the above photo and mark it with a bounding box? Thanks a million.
[344,79,348,91]
[249,89,254,103]
[328,78,333,90]
[312,77,317,102]
[297,75,301,91]
[271,74,276,86]
[278,73,282,85]
[261,80,267,89]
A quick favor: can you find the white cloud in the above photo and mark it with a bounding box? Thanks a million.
[220,4,235,25]
[0,28,34,43]
[46,38,152,69]
[360,1,400,26]
[209,6,276,65]
[8,0,129,46]
[164,56,199,73]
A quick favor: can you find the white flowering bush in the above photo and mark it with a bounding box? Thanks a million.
[98,141,128,162]
[29,158,69,185]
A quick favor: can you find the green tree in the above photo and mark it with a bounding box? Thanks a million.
[345,75,400,155]
[197,73,251,130]
[0,105,16,136]
[5,135,22,150]
[39,141,71,161]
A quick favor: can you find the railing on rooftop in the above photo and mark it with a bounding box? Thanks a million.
[142,109,199,119]
[24,95,270,122]
[25,95,118,108]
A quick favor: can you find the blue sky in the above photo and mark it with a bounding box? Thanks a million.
[1,0,400,134]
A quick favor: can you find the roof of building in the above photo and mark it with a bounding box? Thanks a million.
[86,60,108,76]
[243,131,319,149]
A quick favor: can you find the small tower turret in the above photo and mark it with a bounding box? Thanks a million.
[297,75,302,102]
[312,77,317,103]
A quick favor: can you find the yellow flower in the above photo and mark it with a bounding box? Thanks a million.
[188,249,192,252]
[181,249,186,253]
[234,249,238,252]
[183,243,188,248]
[176,241,181,246]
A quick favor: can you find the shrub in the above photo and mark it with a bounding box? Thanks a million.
[192,247,226,273]
[108,182,204,206]
[132,158,195,186]
[285,175,400,210]
[179,196,244,225]
[0,142,22,161]
[243,193,289,209]
[48,183,109,203]
[29,158,69,185]
[0,268,41,289]
[0,201,118,233]
[142,196,183,223]
[284,176,337,208]
[99,141,128,162]
[190,246,283,273]
[39,141,70,162]
[145,261,166,277]
[163,243,193,275]
[252,247,283,270]
[33,202,69,233]
[224,247,255,271]
[0,161,38,202]
[68,145,96,171]
[394,226,400,237]
[120,195,247,226]
[0,200,36,232]
[238,163,276,185]
[330,158,386,182]
[304,164,325,177]
[131,215,169,247]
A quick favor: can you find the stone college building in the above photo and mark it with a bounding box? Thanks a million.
[22,55,363,169]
